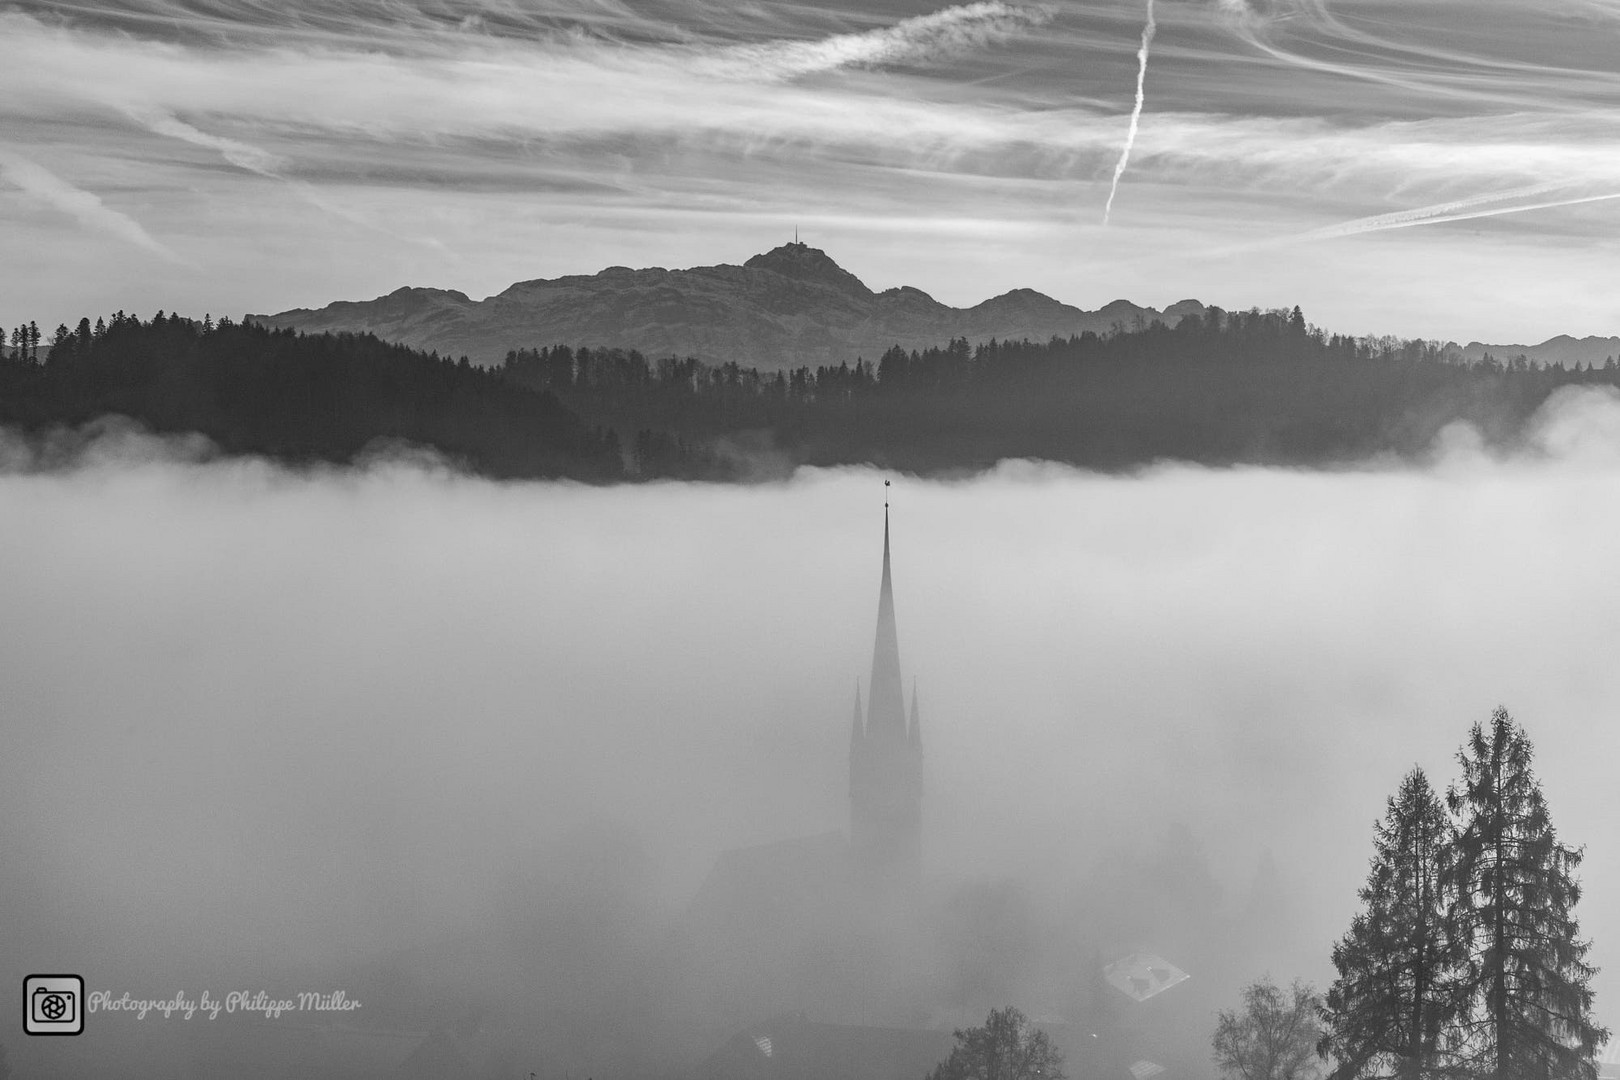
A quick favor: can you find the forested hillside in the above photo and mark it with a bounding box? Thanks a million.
[0,313,624,480]
[2,306,1611,481]
[503,305,1610,478]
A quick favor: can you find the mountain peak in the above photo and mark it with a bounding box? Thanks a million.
[744,242,872,296]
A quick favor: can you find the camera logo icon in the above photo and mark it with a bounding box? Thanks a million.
[24,975,83,1036]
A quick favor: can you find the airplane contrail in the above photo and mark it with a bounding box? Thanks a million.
[1180,182,1620,264]
[1103,0,1155,225]
[1297,183,1620,242]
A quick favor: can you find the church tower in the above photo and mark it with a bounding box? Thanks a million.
[849,506,923,879]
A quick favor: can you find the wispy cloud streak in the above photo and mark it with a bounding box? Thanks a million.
[707,2,1052,80]
[0,149,185,263]
[126,108,448,250]
[132,109,284,175]
[1211,0,1620,112]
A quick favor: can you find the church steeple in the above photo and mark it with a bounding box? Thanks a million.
[850,679,865,745]
[867,505,906,741]
[849,494,923,880]
[908,681,921,749]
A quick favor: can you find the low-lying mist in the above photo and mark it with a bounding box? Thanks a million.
[3,390,1619,1077]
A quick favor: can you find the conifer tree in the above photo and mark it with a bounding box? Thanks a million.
[1320,767,1464,1080]
[1445,707,1607,1080]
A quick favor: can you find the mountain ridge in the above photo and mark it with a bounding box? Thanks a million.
[1458,334,1620,367]
[249,244,1206,369]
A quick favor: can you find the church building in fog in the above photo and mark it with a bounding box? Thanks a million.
[848,507,923,880]
[687,508,1207,1080]
[680,508,931,1026]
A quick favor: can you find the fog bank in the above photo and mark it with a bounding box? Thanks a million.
[3,391,1619,1075]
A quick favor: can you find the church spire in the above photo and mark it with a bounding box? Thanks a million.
[867,496,905,740]
[908,679,921,749]
[849,486,923,881]
[850,678,865,744]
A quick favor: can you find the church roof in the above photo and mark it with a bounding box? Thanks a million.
[1104,953,1191,1003]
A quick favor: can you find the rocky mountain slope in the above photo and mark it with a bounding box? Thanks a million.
[250,243,1205,369]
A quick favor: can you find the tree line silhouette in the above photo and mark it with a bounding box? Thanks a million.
[0,312,623,479]
[4,305,1620,479]
[504,306,1620,478]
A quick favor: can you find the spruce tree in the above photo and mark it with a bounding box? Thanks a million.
[1445,707,1607,1080]
[1321,767,1464,1080]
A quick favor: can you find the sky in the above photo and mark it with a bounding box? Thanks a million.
[2,0,1620,345]
[5,393,1620,1075]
